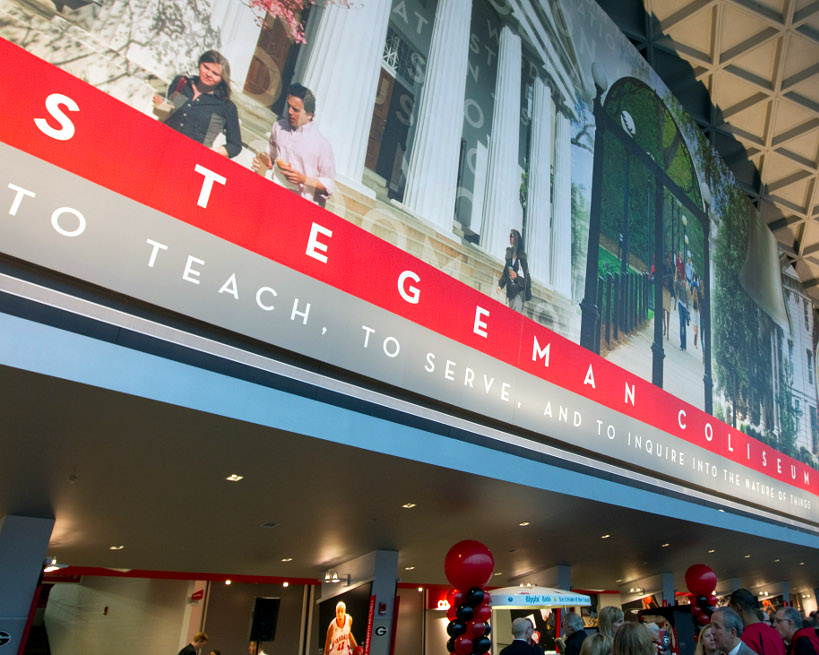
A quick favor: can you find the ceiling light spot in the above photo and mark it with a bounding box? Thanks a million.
[226,474,243,482]
[402,503,416,509]
[799,562,805,565]
[661,543,670,548]
[774,559,780,562]
[601,534,611,539]
[109,545,125,551]
[281,557,293,562]
[519,521,530,526]
[405,566,415,571]
[494,572,503,576]
[417,587,424,592]
[225,580,232,585]
[744,554,750,558]
[616,579,622,583]
[708,549,715,553]
[282,582,289,587]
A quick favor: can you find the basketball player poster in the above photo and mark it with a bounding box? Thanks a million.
[319,583,372,655]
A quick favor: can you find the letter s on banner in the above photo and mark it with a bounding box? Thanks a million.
[34,94,80,141]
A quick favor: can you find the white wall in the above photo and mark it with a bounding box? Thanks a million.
[45,576,191,655]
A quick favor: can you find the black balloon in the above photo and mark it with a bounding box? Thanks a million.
[475,637,492,654]
[697,596,709,608]
[446,637,455,652]
[447,621,466,638]
[483,623,492,638]
[456,604,474,622]
[466,587,485,607]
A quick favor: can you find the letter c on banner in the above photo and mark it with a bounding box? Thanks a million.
[398,270,420,304]
[678,409,686,430]
[35,93,80,141]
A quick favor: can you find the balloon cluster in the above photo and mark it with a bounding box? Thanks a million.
[444,540,495,655]
[685,564,718,627]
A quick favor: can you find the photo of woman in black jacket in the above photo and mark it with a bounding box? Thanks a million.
[497,228,531,313]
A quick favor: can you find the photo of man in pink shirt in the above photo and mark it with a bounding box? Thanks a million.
[252,83,336,207]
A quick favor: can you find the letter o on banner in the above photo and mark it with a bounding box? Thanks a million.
[51,207,86,237]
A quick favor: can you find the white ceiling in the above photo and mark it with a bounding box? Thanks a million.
[597,0,819,303]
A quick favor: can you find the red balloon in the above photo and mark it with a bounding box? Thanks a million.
[467,620,486,639]
[446,589,457,605]
[453,591,465,609]
[474,604,492,622]
[697,614,711,626]
[447,605,458,621]
[445,541,495,590]
[685,564,717,596]
[690,604,703,617]
[708,593,719,607]
[454,635,473,655]
[482,592,491,606]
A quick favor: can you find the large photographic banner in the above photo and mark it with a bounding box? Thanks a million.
[1,0,818,520]
[0,38,816,524]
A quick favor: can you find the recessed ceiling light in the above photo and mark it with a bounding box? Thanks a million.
[774,559,780,562]
[402,502,416,509]
[708,549,715,553]
[281,557,293,562]
[226,474,243,482]
[109,545,125,551]
[616,579,622,583]
[601,534,611,539]
[282,581,289,587]
[495,572,503,576]
[519,521,530,526]
[405,566,415,570]
[744,554,751,558]
[799,562,805,565]
[225,580,232,585]
[661,543,670,548]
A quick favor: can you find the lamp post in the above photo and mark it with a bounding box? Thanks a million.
[579,63,609,353]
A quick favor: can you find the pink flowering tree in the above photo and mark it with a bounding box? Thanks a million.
[245,0,354,43]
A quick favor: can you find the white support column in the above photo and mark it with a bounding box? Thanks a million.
[0,515,54,653]
[551,110,573,298]
[525,76,555,284]
[401,0,472,233]
[209,0,260,84]
[294,3,392,195]
[480,24,523,259]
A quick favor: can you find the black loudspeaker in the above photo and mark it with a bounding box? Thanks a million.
[249,597,280,642]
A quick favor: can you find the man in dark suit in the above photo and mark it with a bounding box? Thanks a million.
[501,618,541,655]
[562,613,588,655]
[712,607,760,655]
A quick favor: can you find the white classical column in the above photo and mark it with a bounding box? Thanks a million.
[209,0,260,83]
[551,109,572,297]
[294,2,391,195]
[525,76,555,284]
[401,0,472,232]
[480,24,523,258]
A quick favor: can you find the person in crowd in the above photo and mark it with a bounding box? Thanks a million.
[501,617,541,655]
[686,255,694,286]
[153,51,242,158]
[675,269,690,350]
[694,624,720,655]
[598,606,625,639]
[729,588,785,655]
[497,228,531,313]
[613,622,654,655]
[580,633,613,655]
[562,612,589,655]
[775,607,819,655]
[324,600,358,655]
[178,632,208,655]
[662,252,672,338]
[711,607,758,655]
[252,83,336,207]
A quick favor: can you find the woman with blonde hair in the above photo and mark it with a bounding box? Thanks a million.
[580,632,613,655]
[613,622,654,655]
[692,624,719,655]
[599,606,625,638]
